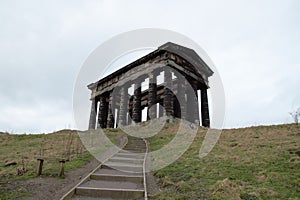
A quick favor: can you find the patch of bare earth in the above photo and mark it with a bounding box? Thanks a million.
[2,159,99,200]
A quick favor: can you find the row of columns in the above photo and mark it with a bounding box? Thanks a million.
[89,68,210,129]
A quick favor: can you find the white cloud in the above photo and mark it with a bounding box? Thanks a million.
[0,98,73,133]
[0,0,299,132]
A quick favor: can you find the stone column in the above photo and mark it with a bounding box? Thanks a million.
[97,94,107,129]
[192,84,200,125]
[128,95,133,125]
[148,71,158,120]
[107,91,115,128]
[186,81,199,124]
[158,101,164,117]
[163,67,174,117]
[176,74,187,120]
[128,107,132,125]
[174,72,187,120]
[88,98,98,130]
[116,108,120,128]
[201,88,210,128]
[118,85,129,126]
[173,95,180,118]
[132,79,142,123]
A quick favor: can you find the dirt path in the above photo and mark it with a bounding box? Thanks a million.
[3,159,100,200]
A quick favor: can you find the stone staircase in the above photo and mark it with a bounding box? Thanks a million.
[63,136,148,200]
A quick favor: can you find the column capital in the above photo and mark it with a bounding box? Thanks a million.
[135,75,147,84]
[173,70,184,79]
[151,69,161,76]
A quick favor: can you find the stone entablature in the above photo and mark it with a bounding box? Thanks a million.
[88,42,213,129]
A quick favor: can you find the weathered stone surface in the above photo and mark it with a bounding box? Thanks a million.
[148,71,158,120]
[175,72,186,120]
[158,101,164,118]
[163,67,173,117]
[88,42,213,129]
[118,86,129,126]
[97,94,108,129]
[132,80,142,123]
[88,98,98,130]
[201,88,210,127]
[186,81,199,124]
[107,91,115,128]
[128,108,132,125]
[192,84,200,125]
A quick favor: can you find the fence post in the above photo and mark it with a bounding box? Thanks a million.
[59,160,66,177]
[36,158,44,176]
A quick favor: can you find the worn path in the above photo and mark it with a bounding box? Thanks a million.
[61,136,148,200]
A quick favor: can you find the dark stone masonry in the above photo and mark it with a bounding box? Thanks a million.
[88,42,213,129]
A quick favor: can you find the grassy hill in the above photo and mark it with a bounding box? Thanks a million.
[148,123,300,200]
[0,129,124,199]
[0,123,299,199]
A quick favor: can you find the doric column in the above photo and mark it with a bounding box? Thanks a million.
[116,108,119,128]
[201,88,210,128]
[178,76,187,120]
[158,101,164,117]
[128,107,132,125]
[176,74,187,120]
[97,94,108,129]
[186,81,199,124]
[173,95,180,118]
[192,84,200,125]
[132,79,142,123]
[148,71,158,120]
[107,91,115,128]
[163,67,174,116]
[88,98,98,130]
[118,85,129,126]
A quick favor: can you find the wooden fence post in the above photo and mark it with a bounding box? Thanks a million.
[59,160,66,177]
[37,158,44,176]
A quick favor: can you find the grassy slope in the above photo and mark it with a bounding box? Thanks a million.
[148,123,300,200]
[0,124,299,199]
[0,129,124,199]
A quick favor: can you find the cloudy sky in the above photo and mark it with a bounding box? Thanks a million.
[0,0,299,133]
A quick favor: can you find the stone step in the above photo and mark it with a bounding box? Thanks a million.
[90,173,143,184]
[64,136,147,200]
[75,186,144,199]
[122,148,146,151]
[124,144,145,146]
[101,163,143,173]
[78,179,143,190]
[104,161,142,168]
[109,157,144,164]
[122,148,146,152]
[94,168,143,177]
[124,144,145,147]
[71,195,144,200]
[116,152,145,159]
[124,145,146,149]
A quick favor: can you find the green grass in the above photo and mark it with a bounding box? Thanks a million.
[148,123,300,200]
[0,129,124,198]
[1,124,299,199]
[0,189,30,200]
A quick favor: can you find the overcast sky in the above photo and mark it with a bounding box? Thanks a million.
[0,0,299,133]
